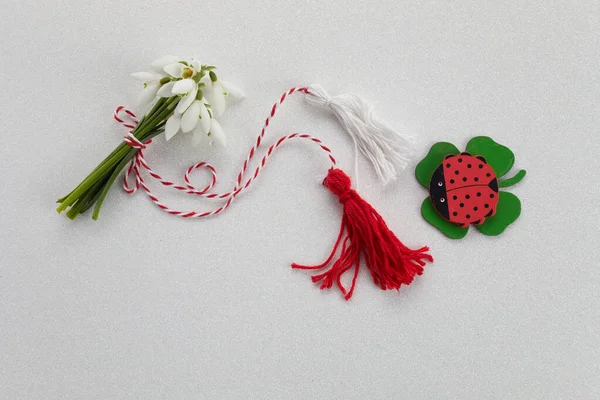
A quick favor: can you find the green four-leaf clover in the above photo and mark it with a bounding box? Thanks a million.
[415,136,526,239]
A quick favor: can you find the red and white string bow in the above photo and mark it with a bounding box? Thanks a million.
[114,87,336,218]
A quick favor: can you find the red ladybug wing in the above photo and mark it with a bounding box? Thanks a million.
[446,185,499,226]
[443,155,496,191]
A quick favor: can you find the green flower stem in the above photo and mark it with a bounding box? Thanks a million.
[91,146,138,220]
[91,128,163,220]
[76,173,112,214]
[56,96,179,219]
[57,100,166,203]
[65,175,107,220]
[57,142,129,204]
[57,143,136,213]
[498,170,526,188]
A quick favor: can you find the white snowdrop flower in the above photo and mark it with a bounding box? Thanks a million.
[175,84,198,114]
[191,116,226,148]
[166,93,210,140]
[132,71,166,106]
[207,71,226,117]
[150,55,181,73]
[164,113,182,141]
[180,98,210,133]
[157,81,176,98]
[208,119,227,147]
[221,81,246,103]
[136,82,161,106]
[132,57,243,146]
[163,60,201,93]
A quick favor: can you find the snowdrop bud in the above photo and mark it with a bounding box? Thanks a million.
[181,101,201,133]
[208,119,226,147]
[132,72,158,81]
[172,79,195,95]
[159,76,172,85]
[210,81,226,117]
[165,114,181,141]
[221,81,246,103]
[175,85,198,114]
[151,55,180,73]
[198,101,211,133]
[209,71,218,82]
[157,81,176,98]
[191,125,205,147]
[138,82,160,106]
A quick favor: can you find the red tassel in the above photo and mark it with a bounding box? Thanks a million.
[292,168,433,300]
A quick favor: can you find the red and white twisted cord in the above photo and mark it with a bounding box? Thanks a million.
[113,87,337,218]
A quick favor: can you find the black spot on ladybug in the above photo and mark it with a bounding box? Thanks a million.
[452,195,457,200]
[462,177,467,182]
[473,219,482,225]
[478,164,484,169]
[460,152,471,156]
[477,192,481,197]
[446,163,451,168]
[466,214,471,219]
[476,156,487,163]
[486,209,494,217]
[467,164,472,168]
[474,177,479,182]
[459,203,464,208]
[474,206,478,211]
[486,173,491,177]
[453,212,458,216]
[457,223,466,227]
[484,204,489,208]
[465,194,470,199]
[458,158,463,163]
[444,154,456,160]
[490,193,495,198]
[454,170,459,175]
[488,178,499,192]
[450,179,455,184]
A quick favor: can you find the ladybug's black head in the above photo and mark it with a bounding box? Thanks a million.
[429,164,450,220]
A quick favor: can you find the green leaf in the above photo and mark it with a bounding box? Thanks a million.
[499,169,527,188]
[421,197,469,239]
[476,192,521,236]
[465,136,515,178]
[415,142,460,188]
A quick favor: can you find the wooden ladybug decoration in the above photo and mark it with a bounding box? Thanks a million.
[417,137,526,239]
[428,152,499,227]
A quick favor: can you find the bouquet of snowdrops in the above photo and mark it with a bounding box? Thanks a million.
[56,55,244,220]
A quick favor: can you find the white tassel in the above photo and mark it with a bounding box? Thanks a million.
[305,84,416,185]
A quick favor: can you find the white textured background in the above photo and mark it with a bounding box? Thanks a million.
[1,1,599,399]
